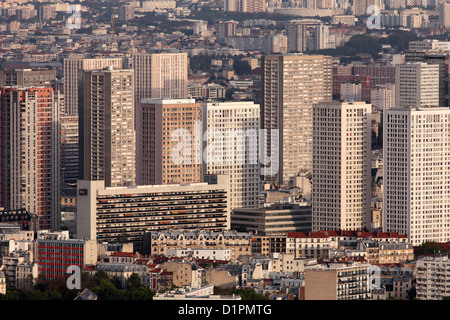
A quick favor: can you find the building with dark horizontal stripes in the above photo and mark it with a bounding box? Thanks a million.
[76,175,230,253]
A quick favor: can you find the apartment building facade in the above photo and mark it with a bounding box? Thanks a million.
[132,51,188,107]
[78,68,135,187]
[395,62,439,108]
[416,255,450,300]
[305,261,372,300]
[36,238,97,280]
[383,107,450,245]
[138,98,202,185]
[76,176,231,253]
[146,229,251,259]
[202,101,261,210]
[312,101,372,231]
[63,56,124,115]
[261,53,332,186]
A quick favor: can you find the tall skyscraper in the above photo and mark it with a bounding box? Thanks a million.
[79,68,135,187]
[315,24,330,50]
[202,101,261,211]
[312,101,372,231]
[216,21,238,43]
[132,51,188,104]
[370,84,396,111]
[138,98,202,185]
[395,62,440,108]
[0,86,61,230]
[63,56,124,115]
[261,53,333,187]
[60,115,79,185]
[383,107,450,245]
[287,21,308,53]
[440,2,450,28]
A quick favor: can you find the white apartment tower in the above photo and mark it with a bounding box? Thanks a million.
[370,84,396,112]
[202,101,261,211]
[383,107,450,246]
[395,62,440,108]
[63,56,124,115]
[79,68,135,187]
[261,53,333,187]
[312,101,372,231]
[315,24,330,50]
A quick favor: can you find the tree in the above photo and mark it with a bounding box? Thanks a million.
[91,279,124,300]
[117,232,128,244]
[233,60,251,76]
[93,270,110,286]
[126,273,141,291]
[416,241,447,256]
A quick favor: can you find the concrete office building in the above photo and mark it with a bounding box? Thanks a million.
[312,101,372,231]
[261,53,332,186]
[78,68,135,188]
[36,238,97,280]
[383,107,450,245]
[76,175,231,253]
[232,202,312,235]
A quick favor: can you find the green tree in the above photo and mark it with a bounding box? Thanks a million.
[417,241,447,256]
[91,279,124,300]
[233,60,252,76]
[126,273,141,291]
[117,232,128,244]
[92,270,110,286]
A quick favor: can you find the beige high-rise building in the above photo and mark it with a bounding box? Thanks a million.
[370,84,396,111]
[79,68,135,187]
[440,2,450,28]
[132,51,188,104]
[305,262,371,300]
[0,68,57,88]
[383,107,450,246]
[261,53,332,187]
[395,62,440,108]
[138,98,202,185]
[202,101,261,211]
[312,101,372,231]
[63,56,124,115]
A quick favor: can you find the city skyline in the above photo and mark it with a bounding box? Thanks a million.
[0,0,450,305]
